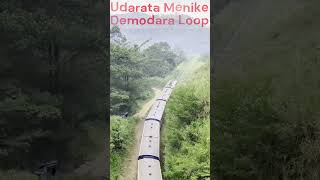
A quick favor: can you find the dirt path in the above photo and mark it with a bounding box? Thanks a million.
[118,87,162,180]
[73,88,161,179]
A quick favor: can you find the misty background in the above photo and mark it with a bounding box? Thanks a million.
[110,13,210,56]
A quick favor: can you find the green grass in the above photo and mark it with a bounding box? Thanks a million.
[163,55,208,84]
[110,116,138,180]
[162,58,210,179]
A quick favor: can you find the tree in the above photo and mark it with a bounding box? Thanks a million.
[0,0,106,171]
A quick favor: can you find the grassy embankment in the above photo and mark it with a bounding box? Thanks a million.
[110,116,138,180]
[162,57,210,179]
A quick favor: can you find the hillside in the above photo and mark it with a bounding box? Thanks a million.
[162,57,210,179]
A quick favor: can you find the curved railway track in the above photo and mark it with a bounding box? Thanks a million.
[137,80,177,180]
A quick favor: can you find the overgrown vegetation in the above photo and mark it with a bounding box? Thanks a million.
[0,0,106,176]
[110,116,137,180]
[110,26,186,179]
[110,26,186,115]
[163,58,210,179]
[214,0,320,179]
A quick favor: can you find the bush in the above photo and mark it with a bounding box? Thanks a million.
[110,116,137,180]
[163,61,210,180]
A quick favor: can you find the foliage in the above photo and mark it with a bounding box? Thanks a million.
[163,60,210,179]
[110,26,185,115]
[110,24,186,179]
[214,0,320,179]
[110,116,137,180]
[142,42,179,77]
[0,0,106,174]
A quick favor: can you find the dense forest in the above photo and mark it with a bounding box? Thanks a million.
[110,26,185,116]
[214,0,320,179]
[0,0,106,179]
[110,26,186,179]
